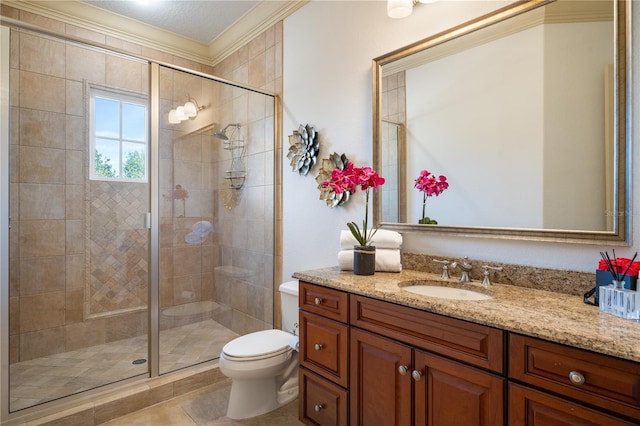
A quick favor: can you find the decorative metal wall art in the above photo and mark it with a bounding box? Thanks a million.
[315,152,351,207]
[287,124,319,175]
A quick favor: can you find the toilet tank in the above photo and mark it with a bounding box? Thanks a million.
[279,281,299,334]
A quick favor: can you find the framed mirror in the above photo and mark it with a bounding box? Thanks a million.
[373,0,631,244]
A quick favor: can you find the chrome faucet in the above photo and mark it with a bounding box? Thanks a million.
[481,265,503,286]
[451,256,472,282]
[432,259,451,279]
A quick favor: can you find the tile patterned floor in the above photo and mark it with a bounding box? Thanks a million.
[103,380,304,426]
[9,319,238,412]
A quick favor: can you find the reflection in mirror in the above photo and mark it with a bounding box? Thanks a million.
[380,120,405,223]
[373,0,630,243]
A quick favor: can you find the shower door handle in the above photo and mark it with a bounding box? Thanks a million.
[145,212,151,229]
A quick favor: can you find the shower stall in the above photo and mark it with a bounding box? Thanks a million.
[0,23,277,419]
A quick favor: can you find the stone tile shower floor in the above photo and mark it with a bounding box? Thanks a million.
[9,319,238,411]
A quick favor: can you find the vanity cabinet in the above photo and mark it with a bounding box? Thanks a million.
[509,334,640,425]
[298,280,640,425]
[299,282,349,425]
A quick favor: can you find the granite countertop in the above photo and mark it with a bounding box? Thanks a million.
[292,267,640,363]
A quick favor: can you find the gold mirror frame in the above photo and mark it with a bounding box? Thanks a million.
[372,0,631,244]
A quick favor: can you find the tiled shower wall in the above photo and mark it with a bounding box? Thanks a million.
[382,71,406,124]
[88,181,149,317]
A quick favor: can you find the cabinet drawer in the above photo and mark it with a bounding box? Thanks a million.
[300,367,348,426]
[300,311,349,387]
[509,382,638,426]
[299,281,348,323]
[350,295,504,373]
[509,334,640,422]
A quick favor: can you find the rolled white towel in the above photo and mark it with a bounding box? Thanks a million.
[340,229,403,250]
[192,220,213,237]
[185,232,203,244]
[338,249,402,272]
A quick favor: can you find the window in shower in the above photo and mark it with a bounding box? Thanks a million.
[90,87,148,182]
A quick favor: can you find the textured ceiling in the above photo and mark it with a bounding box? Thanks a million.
[81,0,261,44]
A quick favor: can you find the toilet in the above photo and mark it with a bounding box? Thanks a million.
[219,280,299,419]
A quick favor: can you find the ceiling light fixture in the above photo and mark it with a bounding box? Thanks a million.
[387,0,437,19]
[168,95,205,124]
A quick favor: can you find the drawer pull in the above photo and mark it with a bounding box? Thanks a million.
[314,297,323,305]
[314,403,324,412]
[569,370,585,385]
[412,370,423,381]
[398,365,408,375]
[314,343,324,351]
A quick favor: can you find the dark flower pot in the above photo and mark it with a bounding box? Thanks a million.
[353,245,375,275]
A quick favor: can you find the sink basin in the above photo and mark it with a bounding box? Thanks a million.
[401,285,492,301]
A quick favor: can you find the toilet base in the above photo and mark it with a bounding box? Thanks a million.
[226,375,299,420]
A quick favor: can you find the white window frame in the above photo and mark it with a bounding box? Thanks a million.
[89,86,148,182]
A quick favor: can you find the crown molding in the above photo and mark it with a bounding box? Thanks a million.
[208,1,308,66]
[4,1,212,63]
[4,0,306,66]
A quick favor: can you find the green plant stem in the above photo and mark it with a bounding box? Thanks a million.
[363,189,369,245]
[422,192,426,220]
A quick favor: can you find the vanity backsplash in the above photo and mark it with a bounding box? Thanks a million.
[401,252,593,297]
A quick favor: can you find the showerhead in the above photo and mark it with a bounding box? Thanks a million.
[214,123,241,141]
[213,131,228,141]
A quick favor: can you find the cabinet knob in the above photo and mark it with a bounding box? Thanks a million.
[569,371,585,385]
[314,343,323,351]
[314,297,323,305]
[412,370,423,381]
[314,404,324,412]
[398,365,408,375]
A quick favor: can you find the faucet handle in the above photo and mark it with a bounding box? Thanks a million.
[481,265,503,286]
[432,259,450,279]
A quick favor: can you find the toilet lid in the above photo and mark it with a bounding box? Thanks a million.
[222,329,292,359]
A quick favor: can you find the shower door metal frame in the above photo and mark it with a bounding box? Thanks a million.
[148,63,161,378]
[1,24,12,421]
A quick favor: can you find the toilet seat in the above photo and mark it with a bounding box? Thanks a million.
[222,329,293,362]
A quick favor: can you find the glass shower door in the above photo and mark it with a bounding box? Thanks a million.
[6,28,150,412]
[157,65,276,375]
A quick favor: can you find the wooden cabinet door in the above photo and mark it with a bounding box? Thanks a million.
[414,349,505,426]
[350,328,412,426]
[509,383,638,426]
